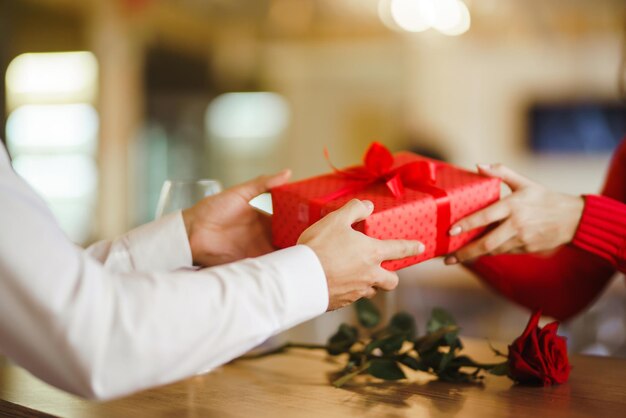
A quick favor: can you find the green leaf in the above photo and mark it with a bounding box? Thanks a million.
[427,308,457,333]
[364,339,381,355]
[380,334,406,354]
[399,355,422,371]
[437,340,461,372]
[368,359,406,381]
[414,325,459,353]
[443,330,461,347]
[488,361,510,376]
[365,333,406,356]
[417,348,444,370]
[327,323,359,355]
[348,351,362,366]
[437,369,480,383]
[388,312,417,340]
[355,298,381,328]
[448,355,479,368]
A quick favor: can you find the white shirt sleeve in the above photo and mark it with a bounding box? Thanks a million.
[85,211,193,273]
[0,147,329,400]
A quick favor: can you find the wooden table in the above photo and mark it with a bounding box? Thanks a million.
[0,340,624,418]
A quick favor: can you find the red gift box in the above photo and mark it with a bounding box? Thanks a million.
[271,143,501,270]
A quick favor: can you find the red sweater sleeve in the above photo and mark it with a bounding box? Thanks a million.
[469,139,626,321]
[572,195,626,270]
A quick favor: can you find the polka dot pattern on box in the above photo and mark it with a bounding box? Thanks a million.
[271,152,501,271]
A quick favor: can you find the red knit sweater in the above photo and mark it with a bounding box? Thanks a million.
[470,139,626,321]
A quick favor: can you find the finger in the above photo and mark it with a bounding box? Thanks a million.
[477,163,533,191]
[363,287,378,299]
[375,239,425,261]
[233,169,292,201]
[451,222,516,263]
[332,199,374,224]
[444,238,521,265]
[265,169,292,189]
[488,238,522,256]
[445,239,524,265]
[449,199,511,236]
[373,269,399,291]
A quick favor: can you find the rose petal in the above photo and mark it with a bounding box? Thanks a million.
[508,310,571,386]
[540,331,558,370]
[523,325,548,374]
[508,349,543,383]
[512,310,542,352]
[542,321,560,336]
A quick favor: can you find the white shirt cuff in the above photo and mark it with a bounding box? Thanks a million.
[252,245,329,328]
[126,211,193,272]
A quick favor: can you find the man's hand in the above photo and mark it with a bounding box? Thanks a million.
[298,199,425,311]
[445,164,584,265]
[182,170,291,267]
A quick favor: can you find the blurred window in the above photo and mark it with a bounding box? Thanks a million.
[529,102,626,154]
[5,52,99,243]
[205,92,290,157]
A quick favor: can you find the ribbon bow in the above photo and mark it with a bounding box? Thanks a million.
[325,142,437,197]
[316,142,451,257]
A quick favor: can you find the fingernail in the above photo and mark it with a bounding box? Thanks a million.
[416,242,425,254]
[477,164,491,171]
[444,255,459,265]
[362,200,374,212]
[449,225,462,236]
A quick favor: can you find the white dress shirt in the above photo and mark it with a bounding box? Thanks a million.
[0,143,328,400]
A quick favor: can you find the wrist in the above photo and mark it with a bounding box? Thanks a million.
[298,242,328,276]
[564,195,585,243]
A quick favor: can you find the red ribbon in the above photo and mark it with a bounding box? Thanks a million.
[324,142,437,197]
[310,142,452,255]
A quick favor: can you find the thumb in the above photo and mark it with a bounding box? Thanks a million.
[374,268,400,291]
[233,169,292,201]
[477,163,533,191]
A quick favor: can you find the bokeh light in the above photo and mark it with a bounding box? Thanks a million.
[382,0,471,36]
[5,51,99,243]
[437,1,471,36]
[6,51,98,110]
[7,104,99,155]
[390,0,429,32]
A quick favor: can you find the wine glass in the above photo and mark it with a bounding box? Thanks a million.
[155,179,222,219]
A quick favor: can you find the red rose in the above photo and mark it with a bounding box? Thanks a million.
[508,310,571,386]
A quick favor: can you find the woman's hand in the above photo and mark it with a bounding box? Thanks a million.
[444,164,584,265]
[182,170,291,267]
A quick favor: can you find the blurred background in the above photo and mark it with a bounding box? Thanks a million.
[1,0,625,357]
